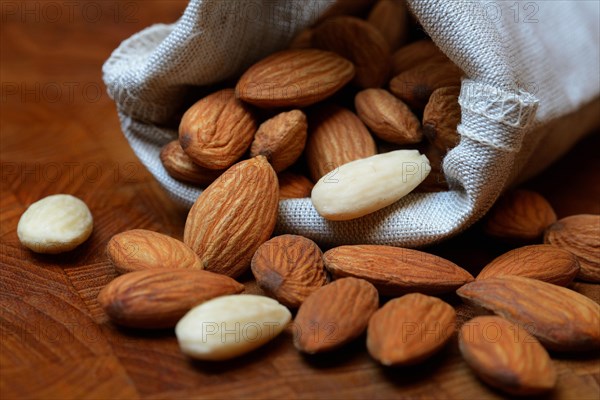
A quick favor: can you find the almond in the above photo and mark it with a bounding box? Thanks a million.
[367,0,409,50]
[106,229,203,274]
[423,86,461,152]
[457,276,600,352]
[236,49,355,108]
[305,105,376,182]
[414,145,449,193]
[355,88,422,144]
[179,89,256,170]
[367,293,456,366]
[278,171,314,199]
[324,245,474,295]
[311,150,431,221]
[477,244,580,286]
[250,110,307,172]
[17,194,93,254]
[98,269,244,328]
[294,277,379,353]
[251,235,327,308]
[459,316,557,396]
[160,140,223,186]
[288,29,313,49]
[391,39,449,75]
[389,60,462,111]
[544,214,600,282]
[484,190,557,242]
[183,156,279,278]
[312,16,391,88]
[176,294,291,361]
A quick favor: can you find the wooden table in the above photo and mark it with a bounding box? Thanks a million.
[1,2,599,399]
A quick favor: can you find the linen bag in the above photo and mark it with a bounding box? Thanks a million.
[103,0,600,247]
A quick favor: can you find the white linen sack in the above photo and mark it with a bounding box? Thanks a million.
[102,0,600,247]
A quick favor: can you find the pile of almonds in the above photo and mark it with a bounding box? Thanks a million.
[91,1,600,397]
[98,183,600,396]
[160,0,463,221]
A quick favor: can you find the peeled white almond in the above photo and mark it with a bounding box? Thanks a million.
[17,194,93,254]
[311,150,431,221]
[175,294,291,361]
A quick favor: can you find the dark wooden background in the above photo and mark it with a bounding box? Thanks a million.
[1,1,599,399]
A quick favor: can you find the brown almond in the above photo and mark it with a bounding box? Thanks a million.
[236,49,355,108]
[294,277,379,353]
[98,269,244,328]
[423,86,461,152]
[389,61,462,111]
[312,16,391,88]
[414,145,449,193]
[183,156,279,278]
[106,229,203,274]
[179,89,256,170]
[367,293,456,366]
[391,39,449,75]
[278,171,314,199]
[250,110,307,172]
[544,214,600,282]
[160,140,223,186]
[251,235,327,308]
[305,105,377,182]
[477,244,580,286]
[459,316,557,396]
[288,29,313,49]
[457,276,600,352]
[324,245,474,296]
[367,0,409,50]
[484,190,557,242]
[355,88,422,144]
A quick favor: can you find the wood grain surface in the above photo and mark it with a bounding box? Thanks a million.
[1,2,599,399]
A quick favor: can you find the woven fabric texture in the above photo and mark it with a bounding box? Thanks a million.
[103,0,599,247]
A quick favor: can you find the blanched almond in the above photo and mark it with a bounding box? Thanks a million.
[311,150,431,221]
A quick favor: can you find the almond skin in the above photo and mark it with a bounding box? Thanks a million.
[294,277,379,353]
[179,89,256,170]
[236,49,355,108]
[312,16,391,88]
[391,39,449,75]
[423,86,461,152]
[305,105,377,182]
[389,60,462,111]
[278,171,314,199]
[324,245,474,296]
[367,293,456,366]
[98,269,244,328]
[457,276,600,352]
[106,229,204,274]
[250,110,307,172]
[183,156,279,278]
[160,140,223,186]
[459,316,557,396]
[251,235,327,308]
[414,145,449,193]
[288,29,313,49]
[477,244,580,286]
[355,88,422,144]
[544,214,600,282]
[367,0,409,50]
[484,190,557,242]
